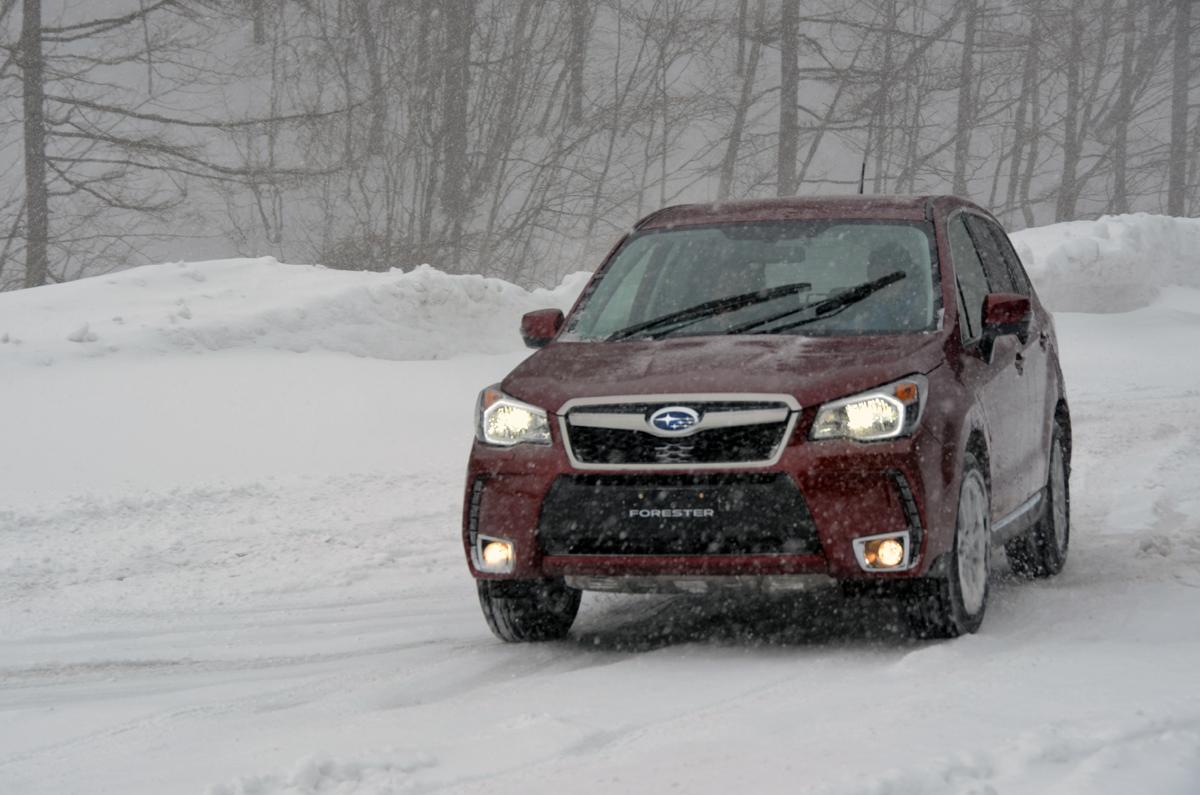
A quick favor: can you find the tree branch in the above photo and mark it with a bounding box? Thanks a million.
[46,93,359,130]
[41,0,179,43]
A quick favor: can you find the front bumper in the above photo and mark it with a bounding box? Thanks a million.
[462,418,954,583]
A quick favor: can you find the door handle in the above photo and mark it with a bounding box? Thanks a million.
[1038,330,1049,349]
[1014,351,1025,374]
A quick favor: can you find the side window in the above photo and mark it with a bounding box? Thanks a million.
[964,215,1015,293]
[948,215,989,341]
[982,218,1033,296]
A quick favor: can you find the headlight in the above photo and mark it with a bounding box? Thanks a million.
[476,385,552,446]
[810,375,928,441]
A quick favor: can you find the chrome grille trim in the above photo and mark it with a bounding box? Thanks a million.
[557,393,800,471]
[568,407,790,437]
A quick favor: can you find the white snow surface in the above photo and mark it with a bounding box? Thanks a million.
[2,215,1200,794]
[1009,212,1200,312]
[0,258,590,365]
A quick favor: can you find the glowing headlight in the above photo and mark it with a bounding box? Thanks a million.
[477,386,552,446]
[811,375,928,441]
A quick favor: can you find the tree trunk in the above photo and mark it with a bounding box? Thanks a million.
[21,0,47,289]
[718,0,765,201]
[1005,6,1039,225]
[872,0,898,193]
[778,0,799,196]
[952,0,978,197]
[251,0,266,45]
[1167,0,1191,216]
[355,0,386,156]
[1111,0,1137,214]
[1019,37,1042,227]
[568,0,589,124]
[735,0,748,76]
[1056,8,1083,222]
[440,0,474,270]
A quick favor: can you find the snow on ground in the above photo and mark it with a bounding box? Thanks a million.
[2,216,1200,794]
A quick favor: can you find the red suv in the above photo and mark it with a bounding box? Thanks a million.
[463,196,1070,640]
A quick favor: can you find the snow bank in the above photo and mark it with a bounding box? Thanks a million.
[1011,213,1200,312]
[2,212,1195,368]
[0,258,590,365]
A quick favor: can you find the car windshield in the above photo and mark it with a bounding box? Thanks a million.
[564,220,939,340]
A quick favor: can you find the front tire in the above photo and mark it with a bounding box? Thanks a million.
[905,453,991,639]
[1006,424,1070,578]
[477,578,581,642]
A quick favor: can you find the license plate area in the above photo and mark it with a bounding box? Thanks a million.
[537,473,821,556]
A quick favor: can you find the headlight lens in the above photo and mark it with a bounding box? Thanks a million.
[810,375,928,441]
[477,386,552,446]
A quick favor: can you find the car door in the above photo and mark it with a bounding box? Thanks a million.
[963,213,1045,513]
[947,212,1025,520]
[975,215,1054,502]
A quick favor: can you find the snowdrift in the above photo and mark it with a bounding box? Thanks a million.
[0,213,1196,368]
[0,258,589,365]
[1010,213,1200,312]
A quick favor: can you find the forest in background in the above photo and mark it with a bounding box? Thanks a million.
[1,0,1195,290]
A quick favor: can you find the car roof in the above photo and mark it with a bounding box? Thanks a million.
[634,195,977,230]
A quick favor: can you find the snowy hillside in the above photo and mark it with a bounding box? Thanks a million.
[2,215,1200,794]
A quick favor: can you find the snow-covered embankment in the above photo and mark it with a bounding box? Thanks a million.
[0,258,589,366]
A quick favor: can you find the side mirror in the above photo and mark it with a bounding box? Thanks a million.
[520,309,564,349]
[981,293,1032,346]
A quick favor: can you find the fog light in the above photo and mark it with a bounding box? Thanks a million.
[854,532,911,571]
[478,536,515,573]
[868,538,902,569]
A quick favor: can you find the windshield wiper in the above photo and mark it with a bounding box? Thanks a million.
[725,271,905,335]
[606,281,812,341]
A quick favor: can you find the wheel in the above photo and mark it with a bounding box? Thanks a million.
[1006,424,1070,578]
[904,453,991,639]
[477,578,581,642]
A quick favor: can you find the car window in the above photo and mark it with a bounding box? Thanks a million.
[948,214,988,342]
[964,215,1016,294]
[563,220,940,339]
[980,217,1033,296]
[586,245,653,333]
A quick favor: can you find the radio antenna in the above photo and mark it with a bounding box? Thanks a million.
[858,159,867,195]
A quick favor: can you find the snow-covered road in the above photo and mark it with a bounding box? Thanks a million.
[3,268,1200,792]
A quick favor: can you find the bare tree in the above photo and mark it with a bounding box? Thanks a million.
[6,0,1200,291]
[777,0,800,196]
[6,0,345,287]
[952,0,979,197]
[718,0,765,201]
[1167,0,1191,215]
[18,0,46,288]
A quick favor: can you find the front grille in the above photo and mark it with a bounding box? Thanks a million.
[563,399,794,467]
[538,473,822,556]
[568,424,787,465]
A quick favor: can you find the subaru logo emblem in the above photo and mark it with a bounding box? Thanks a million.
[648,406,700,434]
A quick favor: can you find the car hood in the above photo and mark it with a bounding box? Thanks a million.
[503,333,948,412]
